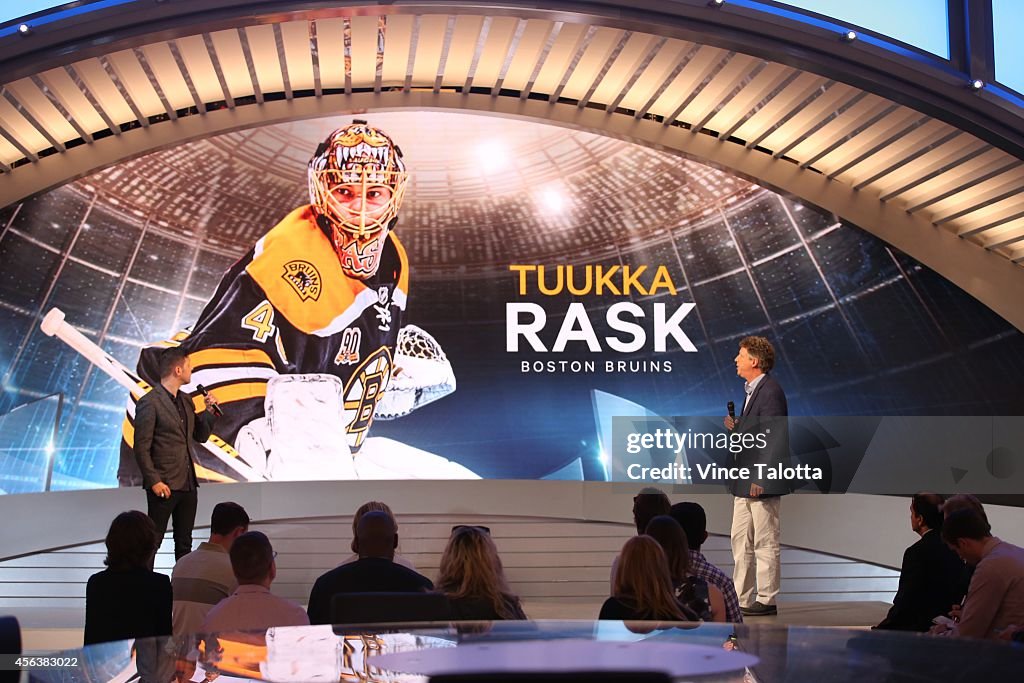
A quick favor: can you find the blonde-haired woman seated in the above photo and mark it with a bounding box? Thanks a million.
[600,536,699,622]
[436,526,527,620]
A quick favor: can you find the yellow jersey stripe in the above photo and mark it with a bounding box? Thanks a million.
[391,231,410,297]
[188,348,275,369]
[207,433,243,459]
[122,415,135,448]
[190,381,268,412]
[195,464,237,483]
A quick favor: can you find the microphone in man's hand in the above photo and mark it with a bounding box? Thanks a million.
[196,384,223,416]
[727,401,736,419]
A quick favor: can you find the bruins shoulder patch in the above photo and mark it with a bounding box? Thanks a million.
[282,260,322,301]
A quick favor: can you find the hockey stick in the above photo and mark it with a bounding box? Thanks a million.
[40,308,265,482]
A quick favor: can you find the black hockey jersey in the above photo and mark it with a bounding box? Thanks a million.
[119,205,408,485]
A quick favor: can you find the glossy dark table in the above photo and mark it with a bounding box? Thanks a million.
[24,620,1024,682]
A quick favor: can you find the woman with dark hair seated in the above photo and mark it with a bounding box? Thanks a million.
[600,536,699,622]
[436,526,527,620]
[84,511,172,645]
[645,515,727,622]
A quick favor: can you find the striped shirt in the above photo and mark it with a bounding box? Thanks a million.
[689,549,743,623]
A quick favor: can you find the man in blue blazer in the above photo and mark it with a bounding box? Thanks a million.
[724,336,789,616]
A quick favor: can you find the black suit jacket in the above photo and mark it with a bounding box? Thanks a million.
[133,386,214,490]
[732,374,791,497]
[306,557,435,625]
[875,529,969,632]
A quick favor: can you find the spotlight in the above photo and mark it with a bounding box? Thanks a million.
[539,186,567,214]
[17,24,31,35]
[477,140,509,173]
[842,30,857,42]
[969,79,985,91]
[708,0,725,7]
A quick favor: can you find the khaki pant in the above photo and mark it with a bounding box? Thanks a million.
[731,496,781,607]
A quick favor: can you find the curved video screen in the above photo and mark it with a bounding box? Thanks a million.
[0,112,1022,493]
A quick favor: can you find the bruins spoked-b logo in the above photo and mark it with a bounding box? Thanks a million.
[342,346,393,453]
[282,260,322,301]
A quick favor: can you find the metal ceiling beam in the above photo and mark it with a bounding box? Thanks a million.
[1,1,1021,159]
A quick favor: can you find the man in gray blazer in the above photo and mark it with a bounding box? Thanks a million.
[133,347,219,560]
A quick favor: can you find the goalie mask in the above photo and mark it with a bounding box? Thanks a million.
[308,121,408,279]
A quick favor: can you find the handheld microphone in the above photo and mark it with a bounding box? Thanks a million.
[727,401,736,419]
[196,384,223,417]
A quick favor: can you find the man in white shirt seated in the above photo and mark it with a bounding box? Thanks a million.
[172,502,249,636]
[201,531,309,633]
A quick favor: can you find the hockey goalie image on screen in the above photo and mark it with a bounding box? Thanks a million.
[42,120,475,484]
[16,111,1024,493]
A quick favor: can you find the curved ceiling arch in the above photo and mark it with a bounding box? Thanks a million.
[1,4,1022,330]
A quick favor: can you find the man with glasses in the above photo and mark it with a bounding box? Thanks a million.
[201,531,308,632]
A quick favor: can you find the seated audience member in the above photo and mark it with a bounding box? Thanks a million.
[306,511,433,625]
[172,502,250,636]
[942,494,991,529]
[609,488,672,590]
[632,488,672,534]
[339,501,418,571]
[436,526,527,620]
[600,536,697,622]
[645,515,727,622]
[935,509,1024,640]
[671,502,743,623]
[875,493,968,632]
[201,531,308,632]
[939,493,990,620]
[85,511,171,645]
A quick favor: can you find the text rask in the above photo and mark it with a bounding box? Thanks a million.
[507,264,697,353]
